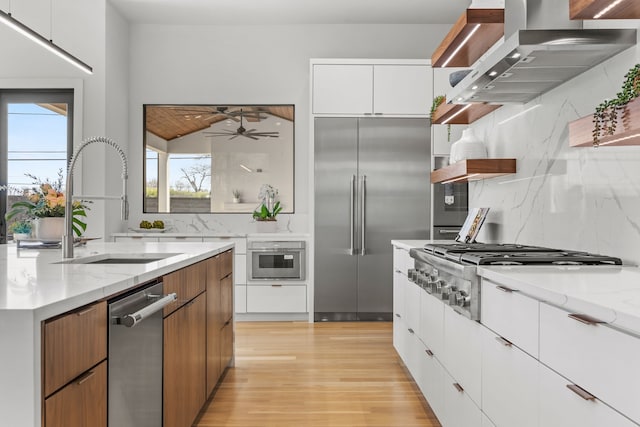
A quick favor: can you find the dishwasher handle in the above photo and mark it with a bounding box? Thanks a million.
[118,293,177,327]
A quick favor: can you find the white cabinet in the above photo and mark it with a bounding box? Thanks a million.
[373,65,431,115]
[419,290,444,359]
[442,369,483,427]
[246,285,306,313]
[312,65,373,115]
[481,279,539,358]
[443,305,482,406]
[113,236,159,242]
[539,302,640,425]
[157,236,203,242]
[418,342,445,421]
[481,326,539,427]
[405,281,422,338]
[312,62,431,116]
[538,360,637,427]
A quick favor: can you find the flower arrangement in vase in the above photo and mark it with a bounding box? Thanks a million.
[252,184,282,232]
[2,170,89,239]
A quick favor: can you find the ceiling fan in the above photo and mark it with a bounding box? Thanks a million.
[203,109,279,140]
[171,106,267,122]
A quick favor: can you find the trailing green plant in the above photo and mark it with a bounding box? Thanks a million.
[592,64,640,147]
[431,95,452,142]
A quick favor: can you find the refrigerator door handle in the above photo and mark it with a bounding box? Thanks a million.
[360,175,366,256]
[350,175,356,255]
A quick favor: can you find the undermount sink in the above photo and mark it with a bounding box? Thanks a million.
[56,253,182,265]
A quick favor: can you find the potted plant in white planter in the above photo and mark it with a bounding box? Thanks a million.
[8,220,32,241]
[232,189,241,203]
[252,184,282,232]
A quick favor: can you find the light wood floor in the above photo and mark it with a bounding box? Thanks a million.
[196,322,441,427]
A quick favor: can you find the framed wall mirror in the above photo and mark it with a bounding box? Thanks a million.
[143,104,294,214]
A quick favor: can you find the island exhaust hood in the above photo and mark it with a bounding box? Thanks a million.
[447,0,637,104]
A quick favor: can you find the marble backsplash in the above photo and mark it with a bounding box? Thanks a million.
[468,31,640,265]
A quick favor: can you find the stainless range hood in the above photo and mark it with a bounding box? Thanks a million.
[447,0,637,104]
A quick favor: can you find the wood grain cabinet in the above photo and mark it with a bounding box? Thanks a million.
[164,250,234,427]
[43,301,107,427]
[44,360,107,427]
[164,293,207,427]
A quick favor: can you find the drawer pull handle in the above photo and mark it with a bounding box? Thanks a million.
[395,313,401,318]
[568,313,605,326]
[76,306,97,316]
[271,284,283,287]
[408,328,414,334]
[453,383,464,393]
[495,336,512,347]
[425,349,434,357]
[76,370,96,385]
[567,384,596,401]
[496,285,518,293]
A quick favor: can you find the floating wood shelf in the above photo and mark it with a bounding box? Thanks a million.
[431,159,517,184]
[432,99,501,124]
[569,0,640,19]
[431,8,504,68]
[569,96,640,147]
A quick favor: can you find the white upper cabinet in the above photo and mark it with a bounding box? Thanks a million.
[312,61,432,116]
[373,65,432,115]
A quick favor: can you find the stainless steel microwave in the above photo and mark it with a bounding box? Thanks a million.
[247,240,306,281]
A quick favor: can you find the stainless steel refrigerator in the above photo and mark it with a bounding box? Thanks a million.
[314,118,430,321]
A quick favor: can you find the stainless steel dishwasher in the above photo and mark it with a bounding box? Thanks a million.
[108,281,176,427]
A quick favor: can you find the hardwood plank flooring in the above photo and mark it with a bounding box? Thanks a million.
[196,322,441,427]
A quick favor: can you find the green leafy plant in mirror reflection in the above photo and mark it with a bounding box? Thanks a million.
[592,64,640,147]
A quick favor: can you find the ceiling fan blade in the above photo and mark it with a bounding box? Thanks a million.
[229,134,240,140]
[241,134,260,140]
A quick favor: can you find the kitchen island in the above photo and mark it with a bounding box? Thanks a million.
[0,240,234,427]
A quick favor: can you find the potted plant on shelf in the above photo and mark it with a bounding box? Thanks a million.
[232,189,241,203]
[592,63,640,147]
[252,184,282,232]
[3,171,89,240]
[8,220,32,241]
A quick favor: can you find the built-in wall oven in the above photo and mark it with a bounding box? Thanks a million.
[247,240,306,281]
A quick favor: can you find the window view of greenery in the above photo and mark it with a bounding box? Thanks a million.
[2,102,69,240]
[144,104,294,214]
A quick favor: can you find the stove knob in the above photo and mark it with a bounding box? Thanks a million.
[434,280,451,296]
[454,291,471,307]
[407,269,416,282]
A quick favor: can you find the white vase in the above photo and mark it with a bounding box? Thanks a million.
[449,128,487,164]
[34,217,65,241]
[255,220,277,233]
[13,233,31,241]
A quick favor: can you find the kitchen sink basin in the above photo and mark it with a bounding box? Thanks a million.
[56,253,182,265]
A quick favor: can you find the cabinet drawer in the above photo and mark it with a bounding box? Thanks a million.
[43,302,107,397]
[539,359,637,427]
[540,302,640,424]
[443,305,482,406]
[420,290,444,359]
[418,341,445,421]
[163,261,206,316]
[220,275,233,324]
[219,250,233,279]
[442,369,482,427]
[481,279,539,357]
[404,280,421,336]
[481,326,538,427]
[246,285,306,313]
[45,360,107,427]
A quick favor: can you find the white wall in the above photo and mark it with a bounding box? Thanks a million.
[466,22,640,265]
[0,0,130,240]
[129,23,450,233]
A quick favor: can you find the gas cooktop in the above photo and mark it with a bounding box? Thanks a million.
[422,242,622,266]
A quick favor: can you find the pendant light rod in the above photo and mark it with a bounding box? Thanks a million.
[0,9,93,74]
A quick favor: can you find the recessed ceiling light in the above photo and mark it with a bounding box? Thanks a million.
[472,85,478,90]
[489,71,498,77]
[511,53,521,59]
